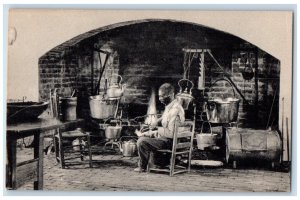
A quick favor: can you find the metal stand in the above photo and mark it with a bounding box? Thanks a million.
[104,139,121,150]
[103,97,122,150]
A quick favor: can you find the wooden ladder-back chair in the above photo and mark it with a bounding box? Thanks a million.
[50,89,92,169]
[148,105,196,176]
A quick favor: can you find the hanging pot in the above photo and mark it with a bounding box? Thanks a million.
[205,78,240,123]
[89,95,117,119]
[176,79,194,110]
[242,63,254,80]
[106,75,126,99]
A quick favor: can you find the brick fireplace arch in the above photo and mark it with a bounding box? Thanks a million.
[38,19,280,129]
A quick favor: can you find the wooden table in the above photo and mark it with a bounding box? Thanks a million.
[6,118,84,190]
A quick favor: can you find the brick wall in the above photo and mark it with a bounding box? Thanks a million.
[38,22,280,129]
[39,48,78,101]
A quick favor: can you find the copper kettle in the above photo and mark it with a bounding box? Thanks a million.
[176,79,194,110]
[106,75,126,99]
[119,137,137,157]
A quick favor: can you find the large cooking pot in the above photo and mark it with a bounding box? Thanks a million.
[106,75,126,99]
[176,79,194,110]
[205,98,240,123]
[119,137,137,157]
[205,79,240,123]
[89,95,117,119]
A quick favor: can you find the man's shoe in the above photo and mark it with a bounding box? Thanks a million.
[133,167,146,172]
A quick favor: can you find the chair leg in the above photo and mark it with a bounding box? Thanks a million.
[87,134,93,168]
[233,160,237,169]
[187,149,192,173]
[169,152,176,176]
[53,135,59,163]
[58,137,65,169]
[79,138,84,161]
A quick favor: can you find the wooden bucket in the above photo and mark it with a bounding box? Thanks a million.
[61,97,77,121]
[225,128,282,163]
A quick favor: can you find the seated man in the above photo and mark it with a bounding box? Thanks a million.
[134,83,185,172]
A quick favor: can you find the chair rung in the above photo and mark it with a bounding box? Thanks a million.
[175,150,190,154]
[64,156,85,160]
[63,146,90,150]
[64,161,92,165]
[62,145,90,149]
[148,168,170,173]
[156,149,191,154]
[157,149,172,153]
[173,170,188,175]
[176,142,191,149]
[61,134,88,138]
[174,165,186,169]
[63,150,90,153]
[177,131,193,138]
[17,158,39,167]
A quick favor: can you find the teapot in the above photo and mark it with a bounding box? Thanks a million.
[119,137,137,157]
[176,79,194,110]
[106,75,126,99]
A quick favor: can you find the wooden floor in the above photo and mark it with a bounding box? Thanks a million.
[13,146,291,192]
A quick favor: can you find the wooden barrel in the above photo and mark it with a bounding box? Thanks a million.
[225,128,281,164]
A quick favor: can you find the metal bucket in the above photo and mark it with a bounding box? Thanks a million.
[196,121,218,150]
[105,126,122,139]
[89,95,116,119]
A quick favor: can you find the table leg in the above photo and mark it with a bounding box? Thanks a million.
[34,131,44,190]
[6,137,17,190]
